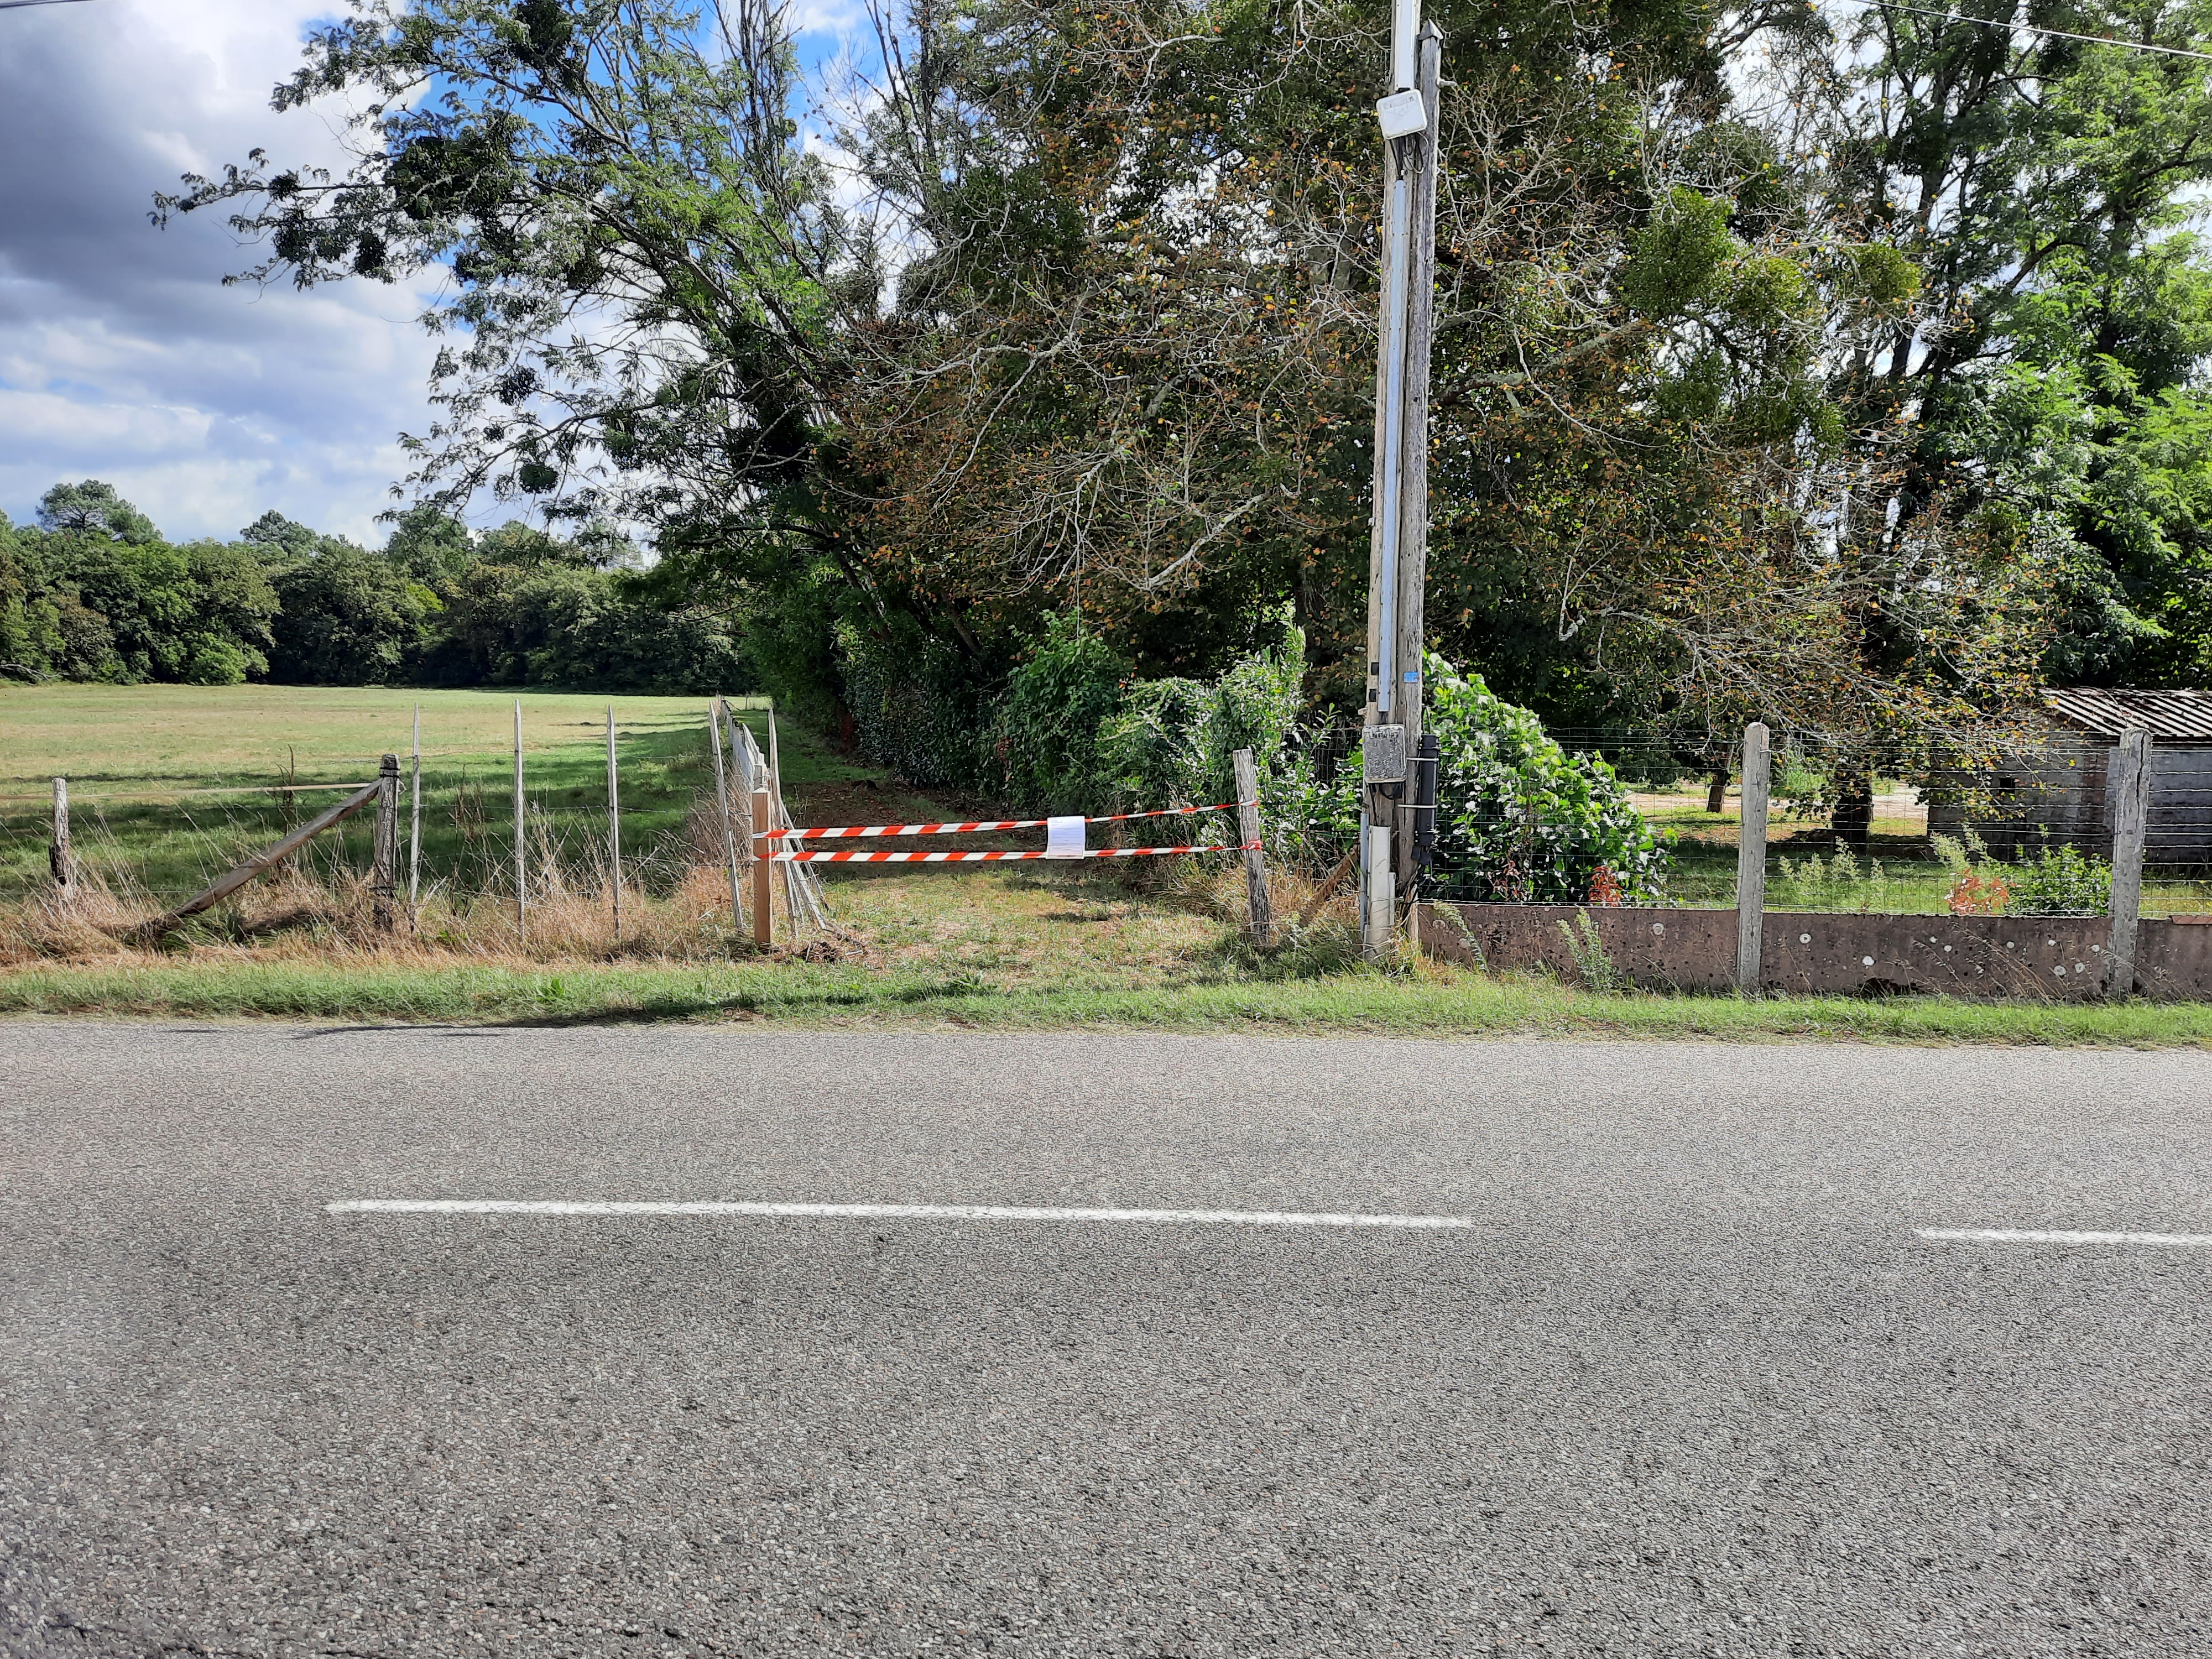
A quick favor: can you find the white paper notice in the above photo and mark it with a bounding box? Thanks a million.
[1044,815,1087,859]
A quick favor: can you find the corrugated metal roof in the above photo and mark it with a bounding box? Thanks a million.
[2044,687,2212,742]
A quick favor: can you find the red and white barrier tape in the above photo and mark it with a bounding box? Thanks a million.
[765,801,1240,839]
[762,842,1258,864]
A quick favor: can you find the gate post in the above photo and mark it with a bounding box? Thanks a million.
[1233,748,1274,947]
[372,753,400,931]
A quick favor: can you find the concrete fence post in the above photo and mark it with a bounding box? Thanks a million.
[1365,824,1395,953]
[2105,727,2152,996]
[1735,722,1770,992]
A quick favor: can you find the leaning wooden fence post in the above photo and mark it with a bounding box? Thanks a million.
[709,698,744,927]
[372,753,400,931]
[607,705,623,945]
[1735,722,1770,992]
[139,778,380,942]
[2105,726,2152,997]
[50,776,75,905]
[751,784,775,949]
[1232,748,1274,947]
[512,700,526,945]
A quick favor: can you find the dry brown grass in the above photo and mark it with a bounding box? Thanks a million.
[0,781,1358,983]
[1,862,743,970]
[2,784,758,971]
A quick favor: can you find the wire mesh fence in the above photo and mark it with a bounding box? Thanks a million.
[9,692,2211,935]
[1279,719,2212,920]
[0,698,774,910]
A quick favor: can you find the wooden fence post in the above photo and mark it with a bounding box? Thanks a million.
[408,705,422,910]
[607,705,623,945]
[1232,748,1274,947]
[1735,722,1770,992]
[372,753,400,931]
[140,778,381,942]
[752,784,775,948]
[2105,726,2152,997]
[50,777,74,904]
[768,704,799,932]
[512,700,527,944]
[709,698,743,927]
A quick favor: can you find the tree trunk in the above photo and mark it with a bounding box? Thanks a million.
[1833,768,1875,852]
[1705,768,1728,815]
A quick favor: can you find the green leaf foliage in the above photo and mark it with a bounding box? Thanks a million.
[1095,612,1305,826]
[993,615,1130,815]
[4,482,745,696]
[1420,658,1671,905]
[2004,842,2112,917]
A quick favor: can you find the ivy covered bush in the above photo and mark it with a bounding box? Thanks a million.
[1282,656,1669,901]
[1423,659,1670,902]
[992,614,1130,813]
[837,620,992,790]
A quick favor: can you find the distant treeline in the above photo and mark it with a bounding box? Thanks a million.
[0,481,745,692]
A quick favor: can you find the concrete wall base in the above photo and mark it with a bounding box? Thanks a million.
[1415,902,2212,999]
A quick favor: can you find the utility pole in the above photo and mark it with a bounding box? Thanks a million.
[1360,0,1443,956]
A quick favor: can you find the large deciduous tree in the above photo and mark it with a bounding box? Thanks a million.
[1787,0,2212,690]
[160,0,2125,779]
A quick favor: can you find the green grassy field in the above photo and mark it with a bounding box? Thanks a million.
[0,684,864,904]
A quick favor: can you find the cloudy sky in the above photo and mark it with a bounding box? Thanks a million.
[0,0,859,547]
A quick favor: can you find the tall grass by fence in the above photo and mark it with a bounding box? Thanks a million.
[0,696,796,963]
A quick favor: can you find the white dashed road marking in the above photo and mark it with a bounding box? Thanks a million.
[1918,1227,2212,1248]
[328,1198,1478,1229]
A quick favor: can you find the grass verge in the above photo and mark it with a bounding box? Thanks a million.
[1,955,2206,1045]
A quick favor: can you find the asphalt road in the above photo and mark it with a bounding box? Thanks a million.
[3,1024,2210,1658]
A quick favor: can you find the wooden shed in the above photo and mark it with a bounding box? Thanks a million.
[1927,687,2212,868]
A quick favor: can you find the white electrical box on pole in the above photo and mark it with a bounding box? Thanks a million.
[1360,2,1442,957]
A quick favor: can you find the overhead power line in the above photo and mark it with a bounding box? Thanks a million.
[1834,0,2212,62]
[0,0,98,9]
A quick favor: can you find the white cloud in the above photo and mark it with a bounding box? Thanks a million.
[0,0,896,547]
[0,0,448,544]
